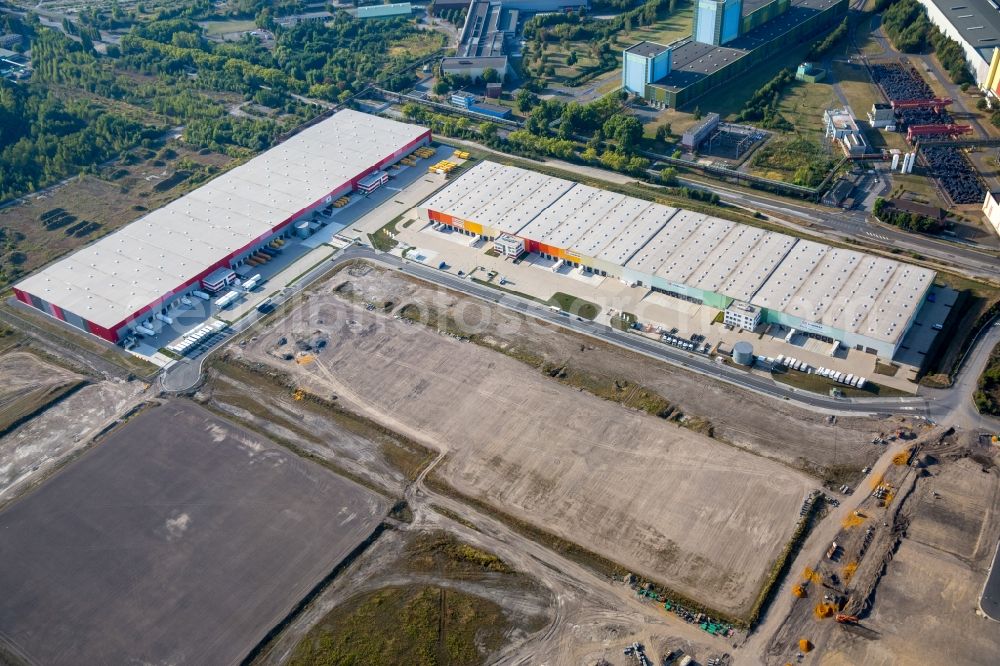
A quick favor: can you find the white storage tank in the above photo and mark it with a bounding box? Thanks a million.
[294,220,311,239]
[733,341,754,366]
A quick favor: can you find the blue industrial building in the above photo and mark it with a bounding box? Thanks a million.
[622,0,847,107]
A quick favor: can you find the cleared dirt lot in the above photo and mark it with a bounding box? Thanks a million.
[0,400,387,666]
[316,264,896,484]
[817,452,1000,666]
[237,290,816,620]
[0,357,143,501]
[0,352,86,434]
[199,359,433,500]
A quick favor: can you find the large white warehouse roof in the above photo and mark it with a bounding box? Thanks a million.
[16,110,428,332]
[421,161,936,349]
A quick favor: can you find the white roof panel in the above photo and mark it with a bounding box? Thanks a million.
[16,110,428,330]
[596,203,676,266]
[750,241,936,344]
[572,197,653,258]
[420,161,936,349]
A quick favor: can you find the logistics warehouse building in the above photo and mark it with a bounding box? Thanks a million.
[14,110,431,342]
[420,162,935,358]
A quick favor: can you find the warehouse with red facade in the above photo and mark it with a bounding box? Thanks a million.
[13,110,430,342]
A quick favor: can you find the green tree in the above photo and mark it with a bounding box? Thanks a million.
[602,113,643,151]
[655,123,671,142]
[480,67,499,84]
[515,88,538,113]
[660,166,678,185]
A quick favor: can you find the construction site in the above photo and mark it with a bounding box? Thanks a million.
[760,426,1000,665]
[224,258,942,629]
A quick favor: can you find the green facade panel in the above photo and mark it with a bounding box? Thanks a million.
[645,0,847,108]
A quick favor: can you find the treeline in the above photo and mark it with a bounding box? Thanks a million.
[882,0,972,85]
[974,348,1000,415]
[872,198,945,233]
[401,91,653,177]
[808,18,847,60]
[1,6,441,201]
[735,68,795,130]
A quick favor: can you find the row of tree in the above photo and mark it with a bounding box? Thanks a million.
[872,198,945,233]
[882,0,972,85]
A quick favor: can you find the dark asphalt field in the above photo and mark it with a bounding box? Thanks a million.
[981,540,1000,622]
[0,401,387,666]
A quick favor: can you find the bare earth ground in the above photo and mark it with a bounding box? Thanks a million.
[818,452,1000,666]
[201,356,734,665]
[199,361,432,499]
[0,353,143,502]
[236,289,816,620]
[315,264,900,483]
[0,351,86,432]
[0,400,387,666]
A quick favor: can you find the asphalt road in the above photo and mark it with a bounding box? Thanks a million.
[162,245,1000,425]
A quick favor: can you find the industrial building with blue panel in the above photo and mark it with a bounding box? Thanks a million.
[622,0,847,107]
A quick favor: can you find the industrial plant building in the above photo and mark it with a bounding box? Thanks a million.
[420,161,935,358]
[442,0,589,80]
[919,0,1000,89]
[14,110,431,343]
[622,0,848,107]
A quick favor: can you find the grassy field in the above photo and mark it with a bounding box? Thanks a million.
[886,172,949,209]
[288,585,512,665]
[534,5,693,86]
[197,19,258,37]
[750,136,836,185]
[548,291,600,319]
[404,532,514,576]
[389,32,447,59]
[612,5,694,52]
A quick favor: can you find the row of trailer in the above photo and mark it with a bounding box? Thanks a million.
[774,355,867,388]
[816,367,867,389]
[166,320,227,356]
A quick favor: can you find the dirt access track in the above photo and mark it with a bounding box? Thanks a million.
[237,283,816,620]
